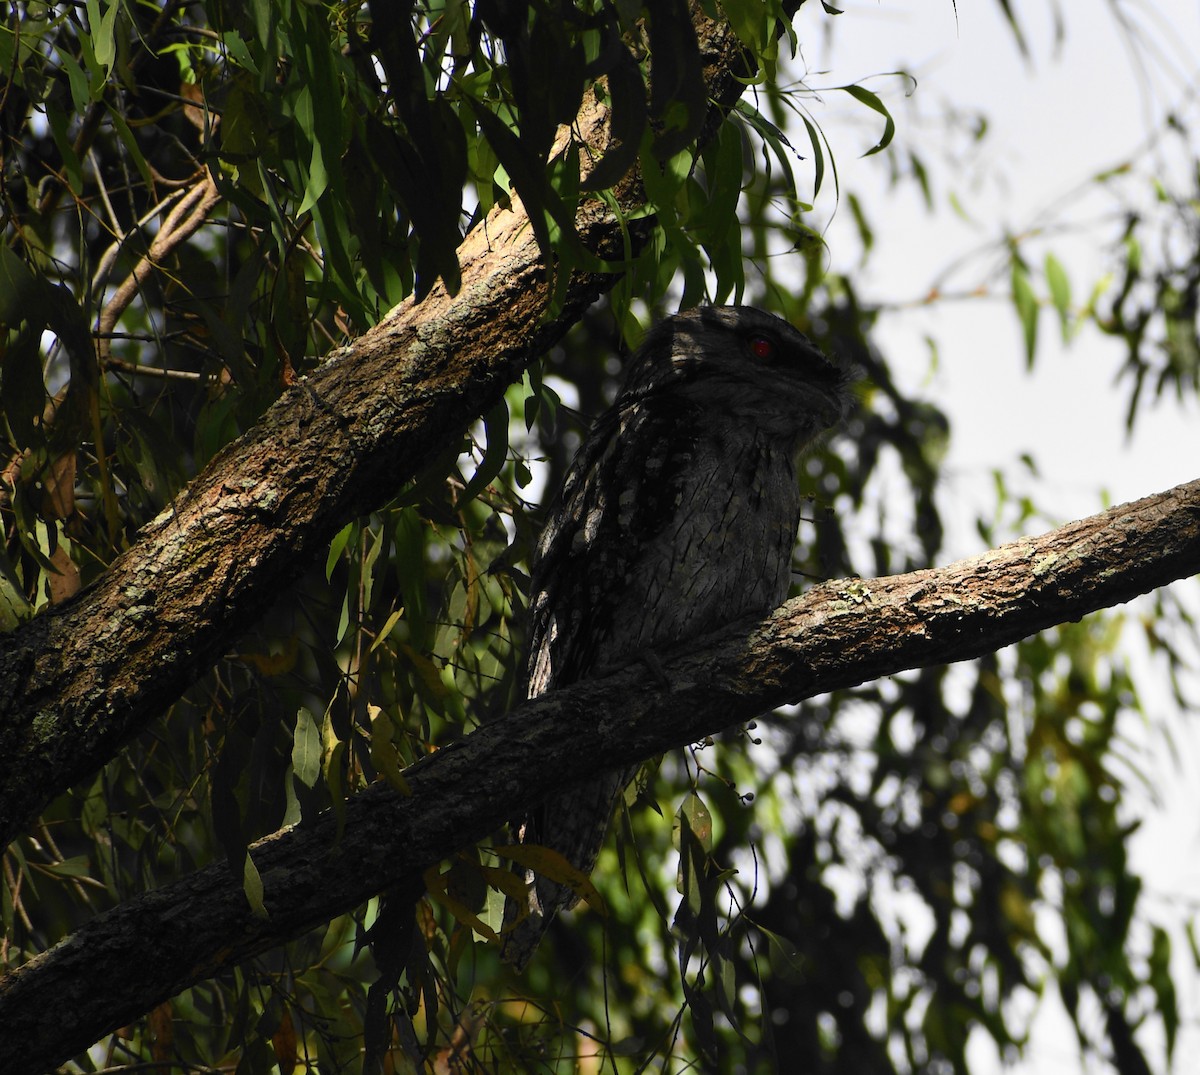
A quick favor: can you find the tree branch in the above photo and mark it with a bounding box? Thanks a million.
[1,477,1197,1072]
[0,9,758,847]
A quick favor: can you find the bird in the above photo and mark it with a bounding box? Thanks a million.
[500,305,852,969]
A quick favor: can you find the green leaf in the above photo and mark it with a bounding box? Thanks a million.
[326,522,354,581]
[1011,258,1039,367]
[801,114,826,199]
[847,191,874,257]
[1186,919,1200,969]
[996,0,1031,57]
[678,792,713,853]
[639,127,688,211]
[220,30,259,75]
[841,83,896,156]
[458,400,510,507]
[360,524,386,615]
[334,588,350,647]
[220,78,272,167]
[83,0,119,78]
[910,149,933,209]
[42,856,92,878]
[291,708,322,791]
[1150,925,1178,1059]
[370,607,406,653]
[699,119,744,236]
[733,102,799,198]
[249,0,273,47]
[1045,252,1071,341]
[0,560,31,631]
[293,87,329,215]
[752,921,806,979]
[57,50,93,112]
[107,108,155,194]
[320,709,347,839]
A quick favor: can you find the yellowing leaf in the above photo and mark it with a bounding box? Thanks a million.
[234,636,299,676]
[493,844,605,914]
[368,706,411,795]
[243,853,268,920]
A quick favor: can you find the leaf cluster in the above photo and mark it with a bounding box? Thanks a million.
[0,3,1190,1074]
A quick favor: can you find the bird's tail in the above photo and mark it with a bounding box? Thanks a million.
[499,768,631,969]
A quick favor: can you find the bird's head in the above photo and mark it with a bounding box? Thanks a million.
[619,305,853,442]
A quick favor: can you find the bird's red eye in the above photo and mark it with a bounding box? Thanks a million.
[749,335,775,360]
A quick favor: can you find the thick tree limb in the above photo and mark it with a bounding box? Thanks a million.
[1,477,1197,1072]
[0,9,758,847]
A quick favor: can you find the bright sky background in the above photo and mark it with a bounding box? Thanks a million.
[789,2,1200,1071]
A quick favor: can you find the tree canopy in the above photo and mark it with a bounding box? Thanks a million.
[0,2,1197,1073]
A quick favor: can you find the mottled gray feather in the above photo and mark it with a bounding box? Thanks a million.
[501,305,851,968]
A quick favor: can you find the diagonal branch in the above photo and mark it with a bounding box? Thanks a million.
[1,477,1197,1072]
[0,9,758,848]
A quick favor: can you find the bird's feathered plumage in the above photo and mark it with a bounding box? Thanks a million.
[501,305,851,968]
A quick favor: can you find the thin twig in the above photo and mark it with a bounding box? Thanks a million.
[102,357,204,382]
[89,185,193,297]
[95,173,222,365]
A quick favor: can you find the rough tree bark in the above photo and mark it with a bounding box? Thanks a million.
[0,9,761,848]
[0,477,1197,1072]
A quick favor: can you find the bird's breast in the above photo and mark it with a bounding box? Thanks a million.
[597,431,802,659]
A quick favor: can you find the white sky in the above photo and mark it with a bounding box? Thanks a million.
[790,2,1200,1072]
